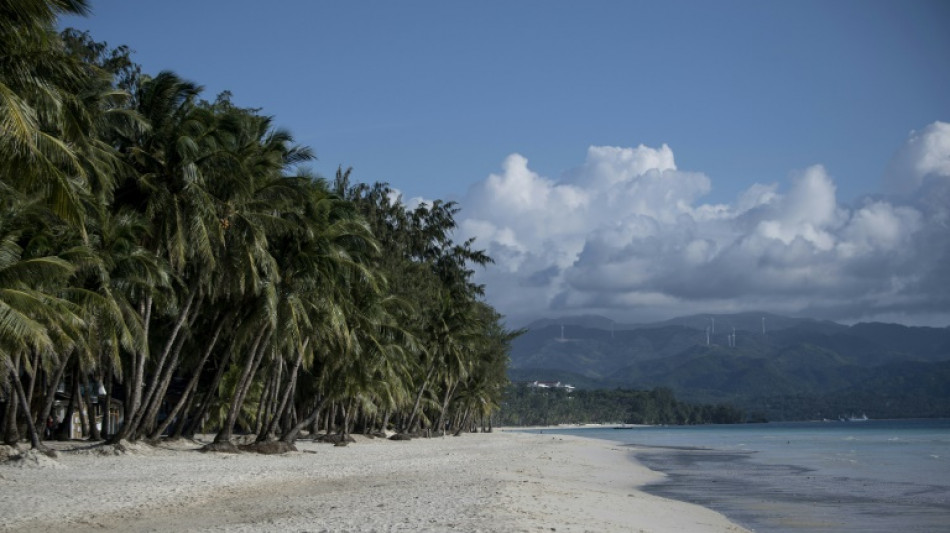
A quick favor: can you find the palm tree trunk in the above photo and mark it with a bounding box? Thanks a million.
[128,296,153,422]
[325,403,334,435]
[115,296,153,443]
[8,365,48,451]
[339,399,352,438]
[132,324,190,440]
[5,351,26,445]
[127,290,196,438]
[436,381,457,436]
[453,405,473,436]
[405,365,435,432]
[25,350,41,408]
[282,382,297,433]
[74,375,88,437]
[252,367,274,437]
[168,390,196,439]
[84,375,101,441]
[279,394,326,445]
[150,316,226,440]
[36,352,70,441]
[214,324,270,443]
[57,358,80,440]
[3,376,19,446]
[181,332,239,438]
[259,342,304,442]
[232,329,272,434]
[308,403,321,434]
[263,359,284,433]
[101,361,114,438]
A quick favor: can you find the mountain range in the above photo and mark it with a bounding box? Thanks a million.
[507,313,950,420]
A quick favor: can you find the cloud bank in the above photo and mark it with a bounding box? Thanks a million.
[458,122,950,327]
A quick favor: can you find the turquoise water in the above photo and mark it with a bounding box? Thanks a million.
[536,419,950,532]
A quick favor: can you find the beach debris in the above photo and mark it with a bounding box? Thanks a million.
[313,433,355,445]
[389,433,413,441]
[0,444,23,461]
[4,448,66,469]
[200,441,241,454]
[94,439,158,456]
[239,441,298,455]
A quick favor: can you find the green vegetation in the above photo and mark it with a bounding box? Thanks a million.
[750,361,950,421]
[0,1,516,452]
[496,385,746,427]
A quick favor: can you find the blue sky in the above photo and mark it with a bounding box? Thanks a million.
[61,1,950,326]
[62,1,948,203]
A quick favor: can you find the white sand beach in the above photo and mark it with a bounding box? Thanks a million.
[0,432,749,533]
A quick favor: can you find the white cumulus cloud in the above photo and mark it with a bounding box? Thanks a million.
[883,121,950,195]
[458,122,950,326]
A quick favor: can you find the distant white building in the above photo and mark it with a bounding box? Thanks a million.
[525,380,575,392]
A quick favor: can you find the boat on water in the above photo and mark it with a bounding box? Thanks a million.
[841,413,869,422]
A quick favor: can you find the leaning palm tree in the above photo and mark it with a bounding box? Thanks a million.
[196,104,321,449]
[275,181,385,446]
[108,71,220,441]
[71,207,161,440]
[0,3,135,448]
[447,302,515,434]
[0,186,85,450]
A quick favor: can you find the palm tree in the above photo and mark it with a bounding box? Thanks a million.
[79,207,165,440]
[59,30,145,206]
[0,0,99,227]
[198,104,322,448]
[0,185,85,449]
[108,71,219,441]
[449,303,516,434]
[277,180,385,445]
[0,7,147,448]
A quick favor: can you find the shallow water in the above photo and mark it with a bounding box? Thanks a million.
[538,419,950,532]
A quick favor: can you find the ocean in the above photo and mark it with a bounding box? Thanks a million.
[538,419,950,532]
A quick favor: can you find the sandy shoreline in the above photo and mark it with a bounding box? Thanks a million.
[1,432,749,532]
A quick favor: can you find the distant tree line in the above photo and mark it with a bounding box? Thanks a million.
[496,385,747,427]
[750,390,950,422]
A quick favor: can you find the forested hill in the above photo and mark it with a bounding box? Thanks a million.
[508,313,950,420]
